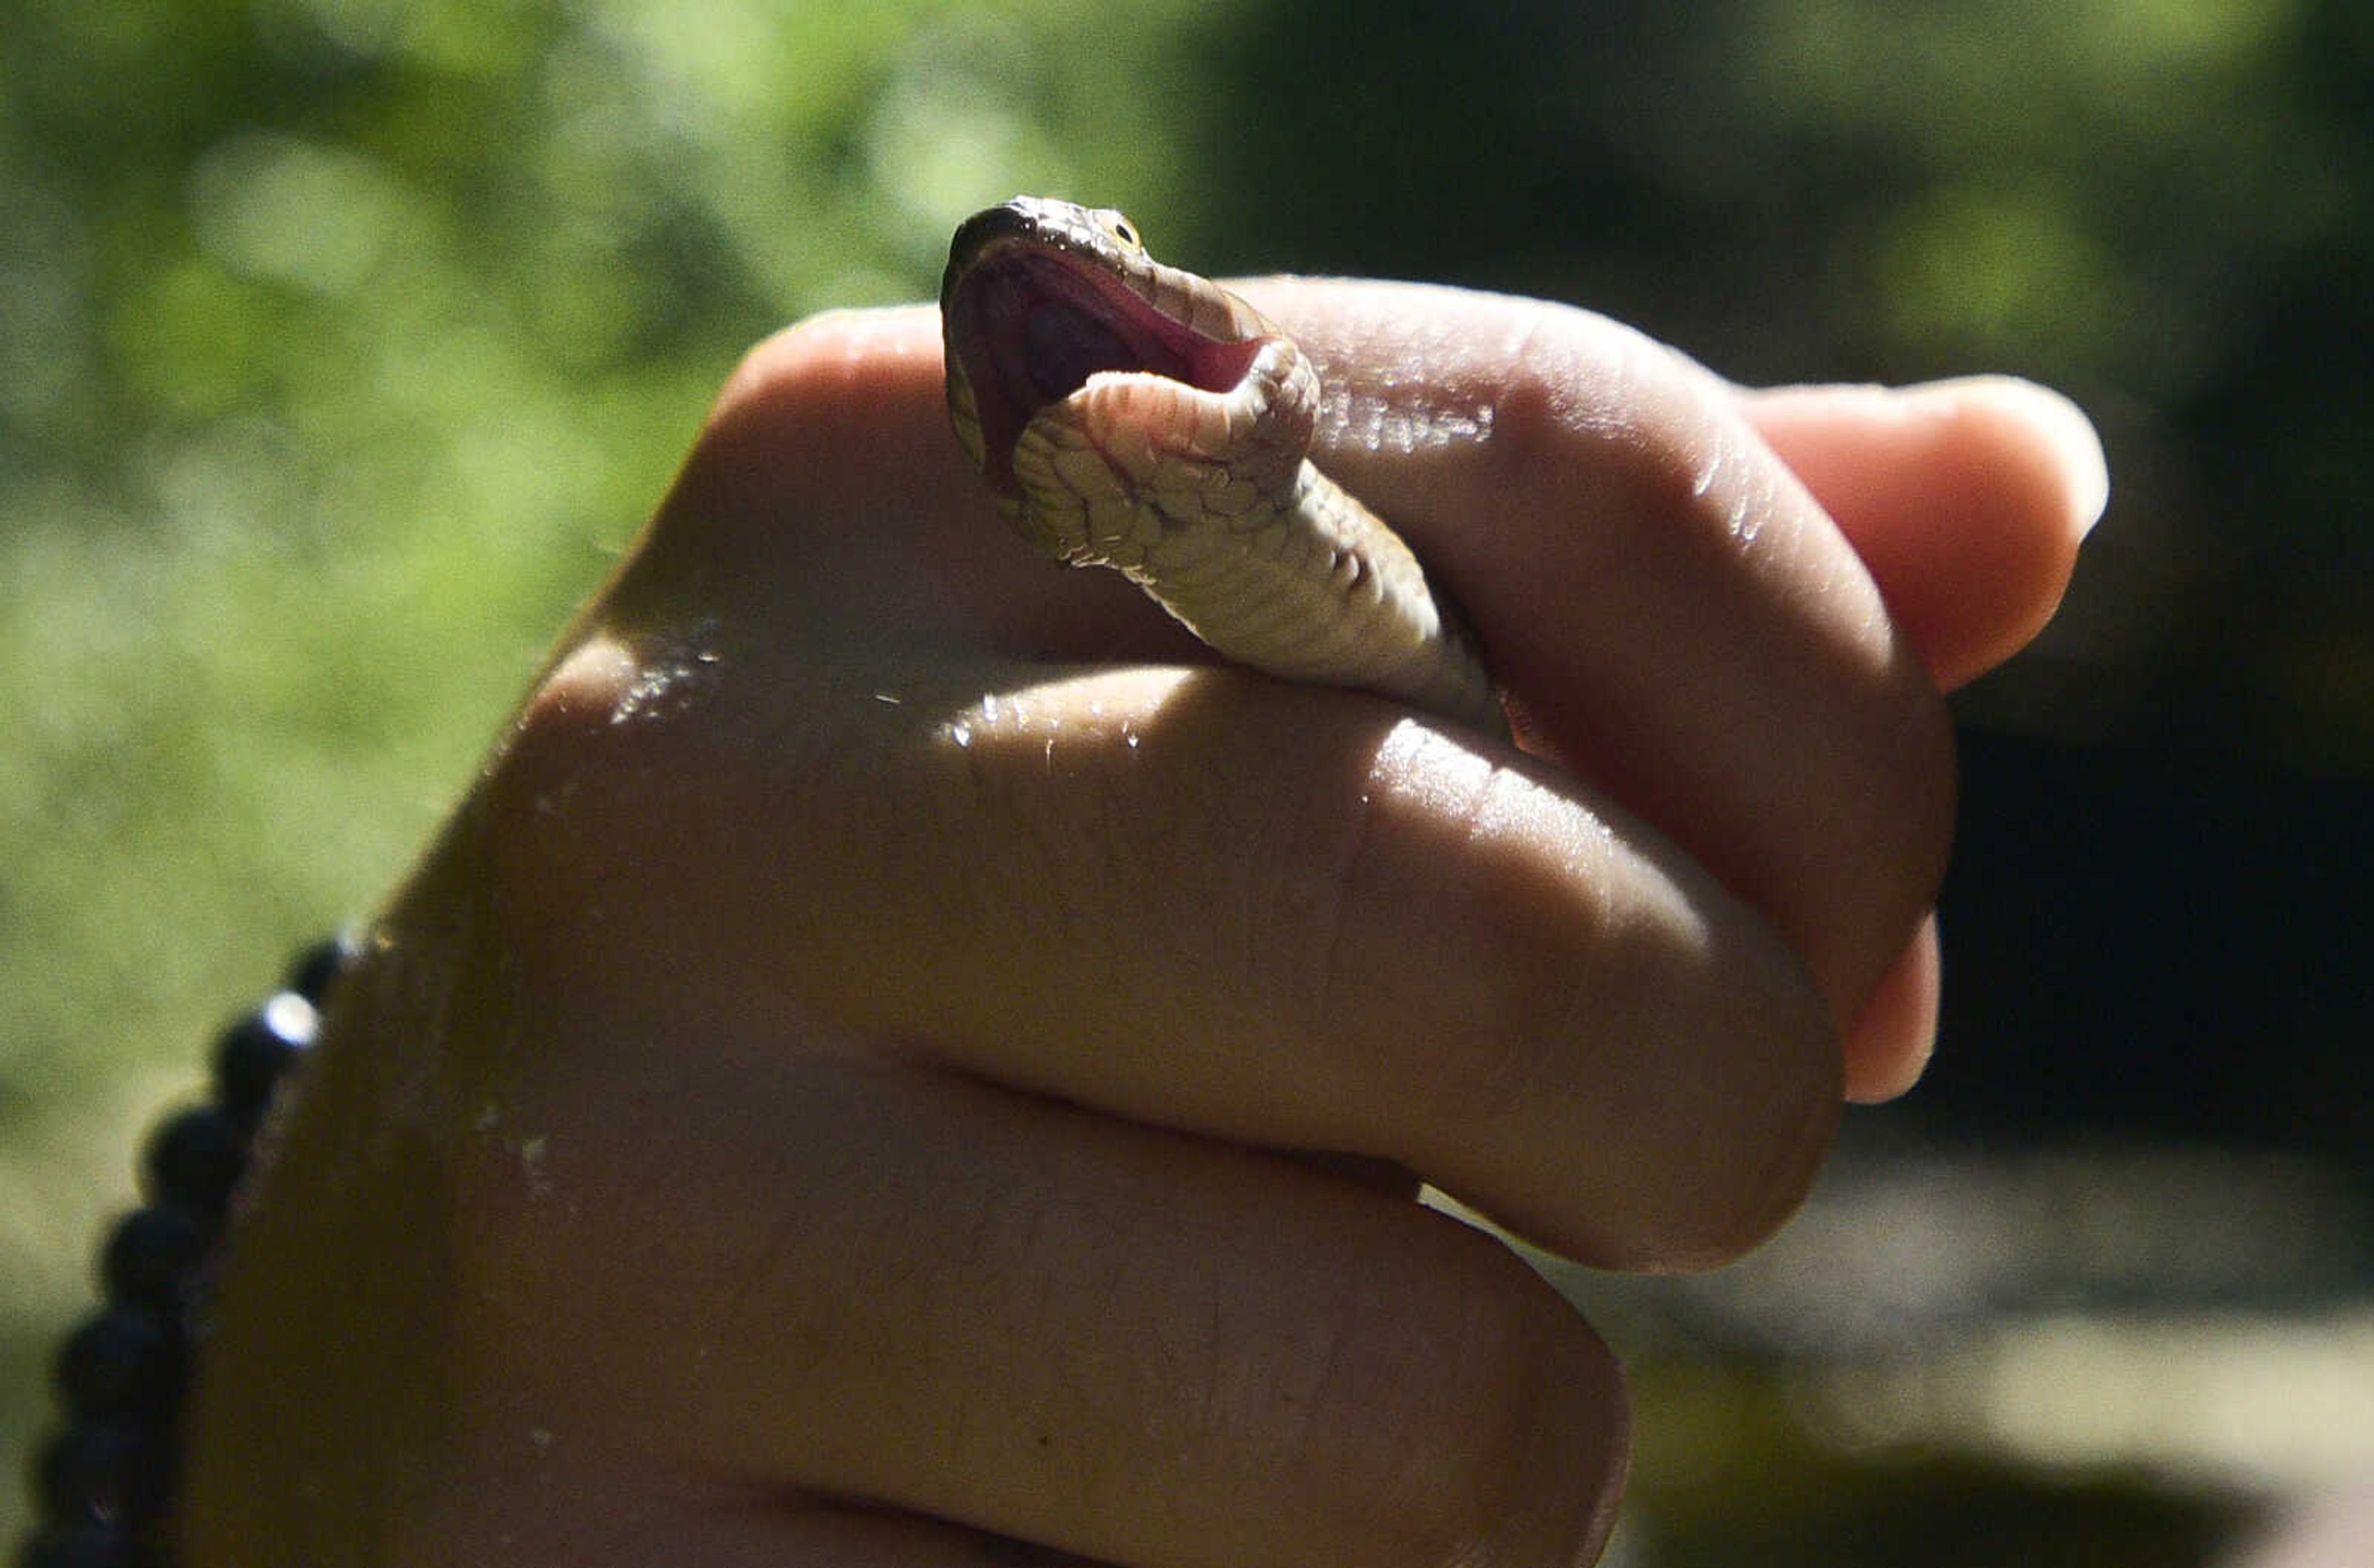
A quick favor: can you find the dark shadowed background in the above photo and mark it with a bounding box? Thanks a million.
[4,2,2367,1561]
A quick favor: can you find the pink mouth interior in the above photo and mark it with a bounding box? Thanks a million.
[946,249,1265,495]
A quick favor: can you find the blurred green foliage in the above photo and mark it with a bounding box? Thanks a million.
[3,0,2364,1558]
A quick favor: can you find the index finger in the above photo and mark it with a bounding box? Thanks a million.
[1241,279,1956,1029]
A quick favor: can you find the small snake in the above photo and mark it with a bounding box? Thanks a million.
[940,197,1504,736]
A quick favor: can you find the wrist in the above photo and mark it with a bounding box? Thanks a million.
[19,934,352,1568]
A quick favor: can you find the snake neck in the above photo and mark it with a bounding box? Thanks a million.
[942,196,1507,739]
[1003,336,1319,570]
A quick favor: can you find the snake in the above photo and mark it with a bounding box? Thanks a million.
[939,197,1505,737]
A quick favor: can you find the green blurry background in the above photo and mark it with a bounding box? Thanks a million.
[4,0,2368,1561]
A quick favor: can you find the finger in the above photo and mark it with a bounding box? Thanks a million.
[409,1462,1100,1568]
[1239,281,1955,1032]
[707,299,1944,1049]
[1738,376,2106,691]
[1737,378,2101,1101]
[490,638,1840,1269]
[727,300,1988,1116]
[666,308,1214,671]
[415,1452,1134,1567]
[1843,915,1942,1103]
[454,1035,1627,1568]
[723,307,2054,1114]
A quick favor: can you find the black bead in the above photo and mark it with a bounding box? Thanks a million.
[139,1109,247,1221]
[17,938,356,1568]
[54,1309,186,1421]
[34,1420,175,1527]
[284,931,355,1006]
[98,1208,211,1313]
[208,997,317,1128]
[15,1522,156,1568]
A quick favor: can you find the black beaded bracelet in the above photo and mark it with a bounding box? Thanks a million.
[17,934,354,1568]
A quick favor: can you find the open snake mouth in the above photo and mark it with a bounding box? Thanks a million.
[942,237,1266,496]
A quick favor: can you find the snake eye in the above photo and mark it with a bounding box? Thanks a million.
[1099,211,1143,252]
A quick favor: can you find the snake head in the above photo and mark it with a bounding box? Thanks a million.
[940,197,1278,501]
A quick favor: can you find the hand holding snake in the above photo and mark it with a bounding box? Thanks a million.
[181,207,2104,1567]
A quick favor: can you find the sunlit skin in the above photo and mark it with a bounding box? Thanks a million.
[180,281,2100,1567]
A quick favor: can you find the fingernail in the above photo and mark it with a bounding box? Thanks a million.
[1925,375,2111,541]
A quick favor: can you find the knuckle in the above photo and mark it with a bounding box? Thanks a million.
[1322,744,1620,1136]
[1640,973,1842,1268]
[1549,905,1841,1273]
[1476,308,1705,525]
[1304,1223,1626,1568]
[479,636,643,847]
[1331,726,1844,1271]
[475,632,742,996]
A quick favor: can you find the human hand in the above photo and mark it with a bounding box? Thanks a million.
[180,282,2101,1566]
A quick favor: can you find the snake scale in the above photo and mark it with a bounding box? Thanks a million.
[940,197,1505,737]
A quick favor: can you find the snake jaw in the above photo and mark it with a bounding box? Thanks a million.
[941,198,1506,736]
[942,198,1270,499]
